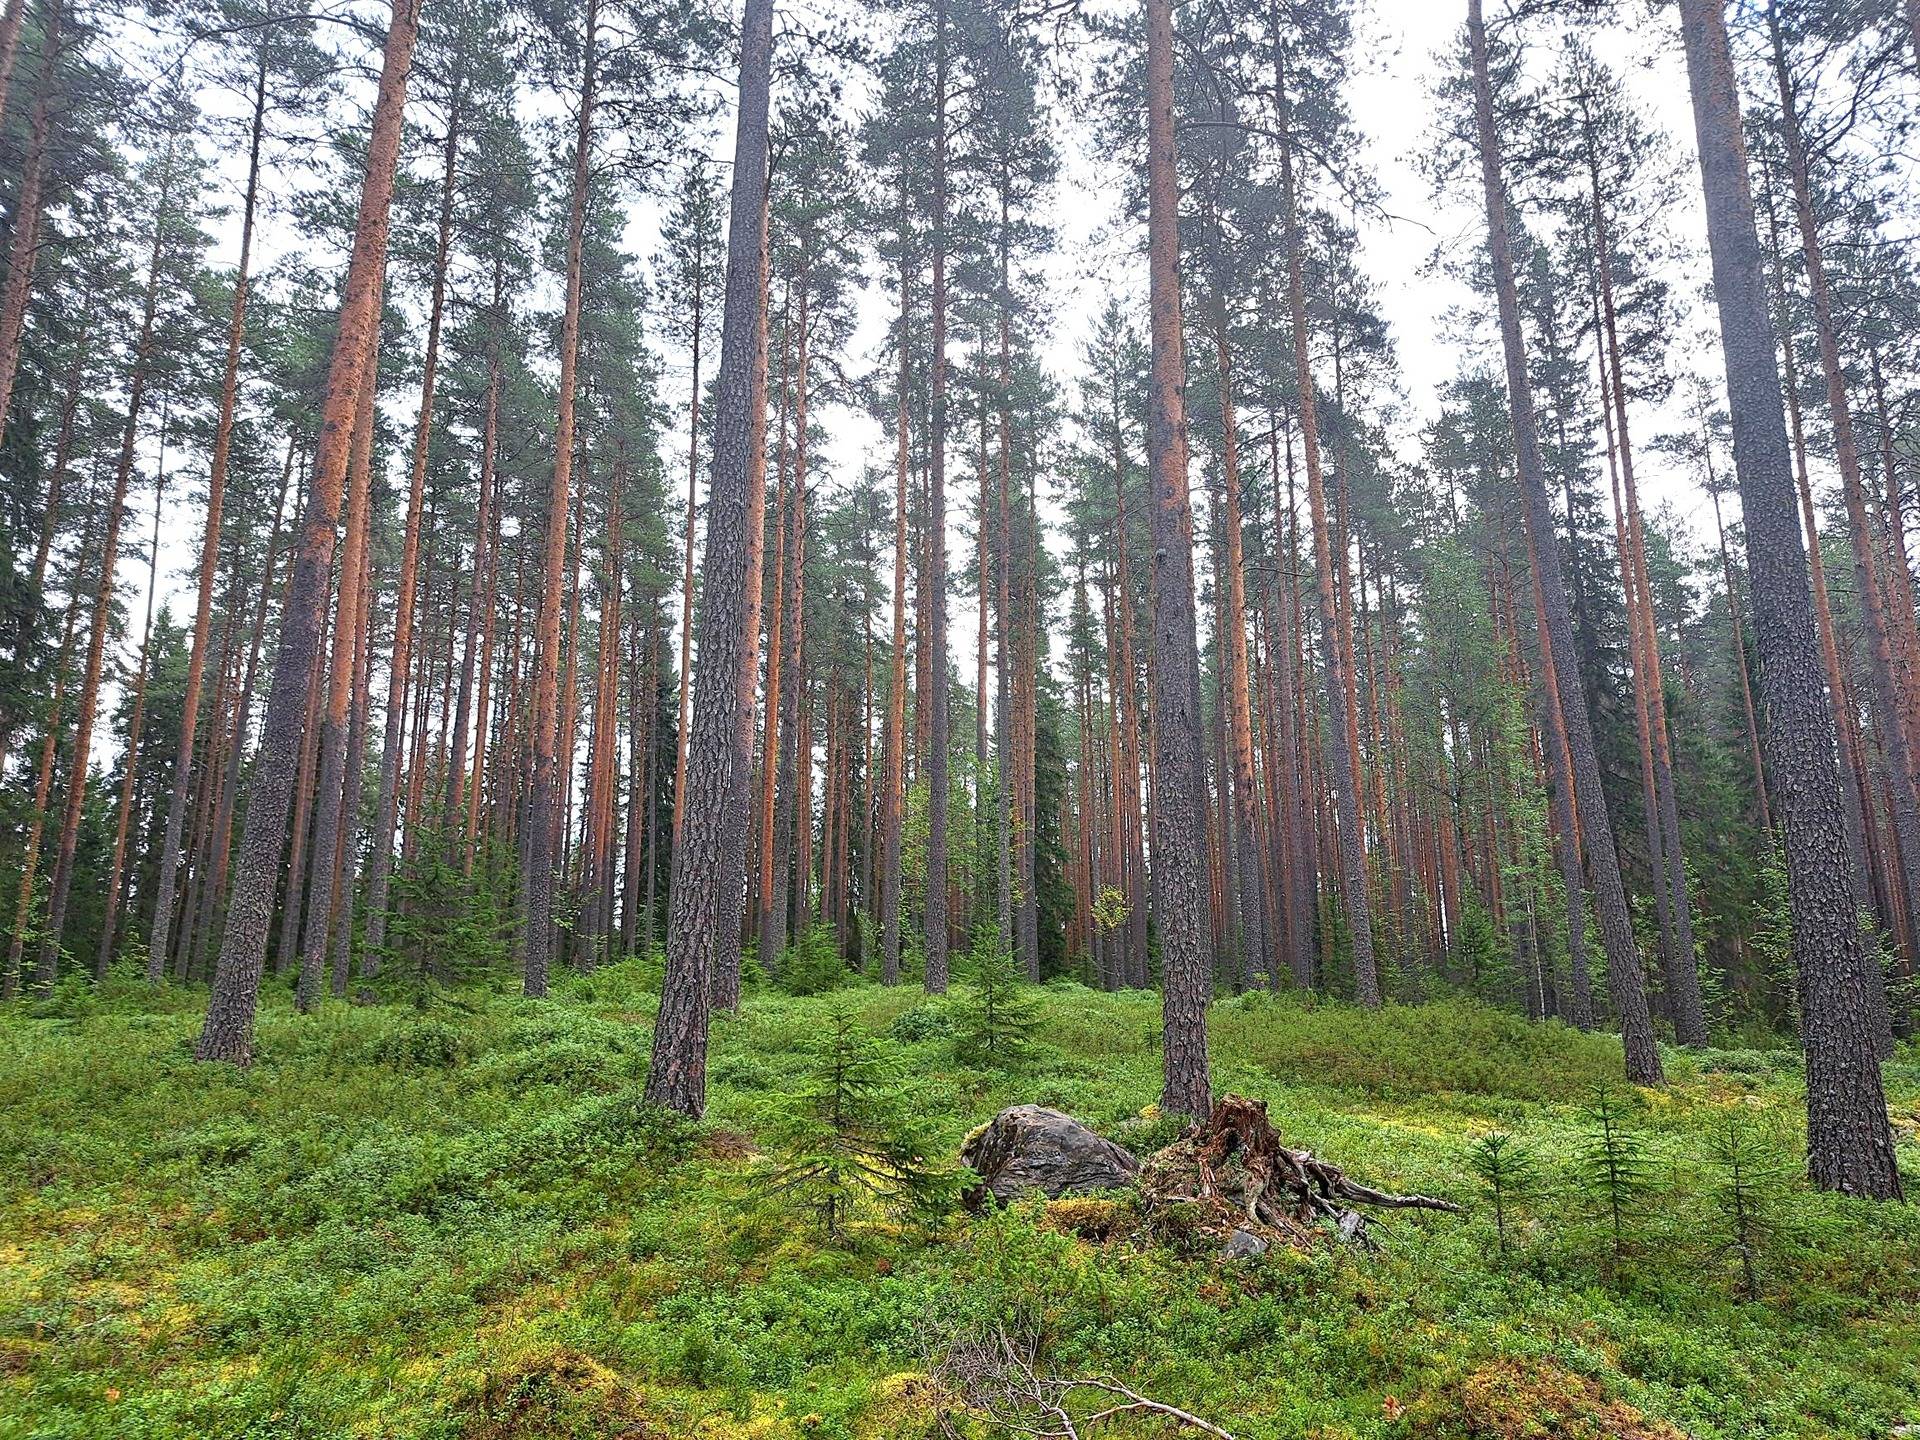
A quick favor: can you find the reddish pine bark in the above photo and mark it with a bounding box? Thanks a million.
[196,0,421,1065]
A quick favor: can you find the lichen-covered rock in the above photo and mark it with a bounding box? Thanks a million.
[960,1105,1140,1209]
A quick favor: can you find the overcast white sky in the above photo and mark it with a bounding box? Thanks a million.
[97,0,1760,762]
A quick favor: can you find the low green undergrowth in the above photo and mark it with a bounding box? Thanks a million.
[1,965,1916,1439]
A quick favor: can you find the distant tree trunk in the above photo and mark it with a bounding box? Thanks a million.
[0,1,59,453]
[149,36,268,974]
[1274,36,1379,1008]
[37,137,179,986]
[924,0,952,993]
[1707,484,1770,835]
[195,0,421,1065]
[879,250,910,986]
[366,64,465,961]
[1144,0,1213,1120]
[297,342,379,1012]
[521,1,596,997]
[646,0,773,1113]
[95,454,169,979]
[1213,309,1269,985]
[444,282,501,865]
[1466,0,1663,1083]
[1524,541,1594,1028]
[672,232,706,852]
[5,531,85,997]
[1676,0,1898,1196]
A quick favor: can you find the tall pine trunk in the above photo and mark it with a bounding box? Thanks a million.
[646,0,773,1112]
[37,137,179,984]
[521,3,596,995]
[1273,35,1379,1007]
[1675,0,1897,1195]
[1467,0,1663,1083]
[195,0,421,1064]
[150,35,268,973]
[1144,0,1213,1119]
[366,60,465,960]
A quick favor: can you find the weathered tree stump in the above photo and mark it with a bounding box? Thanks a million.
[1140,1094,1462,1250]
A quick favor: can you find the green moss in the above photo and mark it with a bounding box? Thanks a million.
[0,983,1915,1438]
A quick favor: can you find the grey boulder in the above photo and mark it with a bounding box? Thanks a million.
[960,1104,1141,1209]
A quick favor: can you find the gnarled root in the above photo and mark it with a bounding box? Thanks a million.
[1140,1094,1463,1250]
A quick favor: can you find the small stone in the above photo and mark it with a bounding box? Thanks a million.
[1223,1227,1269,1260]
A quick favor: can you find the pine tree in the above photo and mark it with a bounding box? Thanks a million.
[762,1001,952,1237]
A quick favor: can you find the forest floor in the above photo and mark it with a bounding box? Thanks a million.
[2,964,1919,1440]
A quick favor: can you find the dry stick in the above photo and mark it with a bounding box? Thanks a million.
[647,0,773,1112]
[38,135,179,987]
[1466,0,1662,1083]
[149,26,269,976]
[94,418,170,980]
[196,0,421,1065]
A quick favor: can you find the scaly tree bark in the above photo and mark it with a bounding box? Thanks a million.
[1144,0,1213,1119]
[646,0,773,1113]
[1675,0,1898,1195]
[1766,1,1913,1038]
[520,0,597,995]
[1466,0,1663,1083]
[195,0,421,1065]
